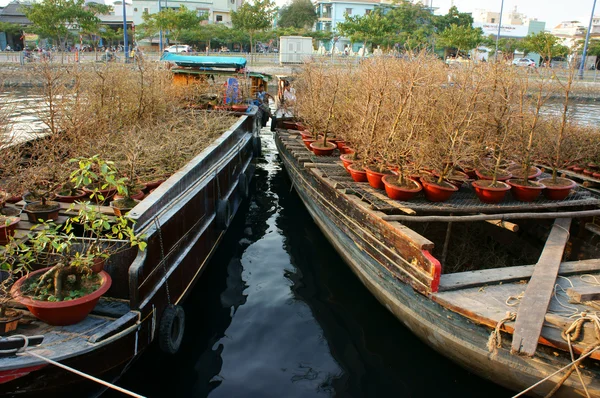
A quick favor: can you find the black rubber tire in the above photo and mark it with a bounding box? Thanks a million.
[158,304,185,354]
[238,173,249,198]
[216,199,231,230]
[253,135,262,157]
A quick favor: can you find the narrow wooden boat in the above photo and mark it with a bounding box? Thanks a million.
[0,111,262,396]
[274,127,600,397]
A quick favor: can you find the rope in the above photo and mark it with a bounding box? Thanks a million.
[512,344,600,398]
[22,351,146,398]
[487,311,516,354]
[10,334,146,398]
[153,217,171,305]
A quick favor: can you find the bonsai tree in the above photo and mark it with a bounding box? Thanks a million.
[0,239,33,323]
[69,155,124,204]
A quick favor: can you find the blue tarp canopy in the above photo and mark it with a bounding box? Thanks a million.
[161,53,247,69]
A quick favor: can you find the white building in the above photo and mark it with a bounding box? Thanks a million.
[132,0,241,29]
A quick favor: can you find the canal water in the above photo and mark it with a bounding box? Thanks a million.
[103,127,510,398]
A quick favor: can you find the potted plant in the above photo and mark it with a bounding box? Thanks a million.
[10,208,146,326]
[471,63,515,204]
[22,178,62,223]
[419,63,483,202]
[55,181,88,203]
[70,155,120,205]
[506,70,550,202]
[0,239,32,334]
[536,64,583,200]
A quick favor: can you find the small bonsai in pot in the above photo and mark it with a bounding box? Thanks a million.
[0,240,32,334]
[22,177,62,223]
[10,207,146,325]
[69,155,121,205]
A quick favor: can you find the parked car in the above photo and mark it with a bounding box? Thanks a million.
[164,45,192,53]
[512,58,536,67]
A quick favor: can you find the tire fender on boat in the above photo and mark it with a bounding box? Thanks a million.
[216,199,231,230]
[238,173,249,198]
[252,135,262,157]
[158,304,185,354]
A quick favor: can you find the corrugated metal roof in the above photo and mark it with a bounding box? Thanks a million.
[0,1,31,24]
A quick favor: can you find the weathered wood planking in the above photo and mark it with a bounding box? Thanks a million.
[511,217,572,357]
[438,258,600,292]
[567,286,600,303]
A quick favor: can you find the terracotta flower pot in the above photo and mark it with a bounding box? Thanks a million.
[310,141,337,156]
[11,267,112,326]
[82,186,116,204]
[472,180,511,204]
[507,165,542,180]
[113,188,146,201]
[507,180,546,202]
[55,189,87,203]
[336,141,346,150]
[572,166,584,174]
[475,169,512,181]
[91,257,105,274]
[302,138,316,149]
[539,177,576,200]
[421,177,458,202]
[0,216,20,244]
[365,166,394,190]
[340,154,355,172]
[23,201,60,223]
[0,309,22,335]
[347,164,368,183]
[110,199,141,216]
[143,179,167,193]
[593,172,600,179]
[382,175,422,201]
[231,104,249,112]
[300,131,313,140]
[583,169,594,176]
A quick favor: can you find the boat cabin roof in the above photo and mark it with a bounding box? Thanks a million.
[161,53,248,69]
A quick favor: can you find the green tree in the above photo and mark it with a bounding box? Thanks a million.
[521,31,569,66]
[231,0,277,54]
[436,24,484,57]
[337,9,391,55]
[434,5,473,32]
[0,22,22,35]
[278,0,317,29]
[141,5,206,50]
[385,0,435,50]
[78,3,112,53]
[23,0,103,51]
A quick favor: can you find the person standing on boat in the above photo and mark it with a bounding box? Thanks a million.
[256,83,273,127]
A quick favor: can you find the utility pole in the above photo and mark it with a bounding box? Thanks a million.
[578,0,597,80]
[494,0,505,62]
[123,0,129,62]
[158,0,163,52]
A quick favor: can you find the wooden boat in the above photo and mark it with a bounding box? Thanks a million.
[274,127,600,397]
[0,108,262,396]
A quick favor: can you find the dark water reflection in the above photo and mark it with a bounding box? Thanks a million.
[104,130,510,398]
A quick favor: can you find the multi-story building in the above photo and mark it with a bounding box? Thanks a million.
[132,0,241,29]
[551,19,600,49]
[314,0,396,53]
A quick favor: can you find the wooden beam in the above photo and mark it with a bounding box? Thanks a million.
[567,286,600,303]
[511,218,572,357]
[437,258,600,292]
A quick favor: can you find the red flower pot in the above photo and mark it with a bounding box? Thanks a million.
[472,180,511,204]
[300,131,313,139]
[113,188,146,201]
[231,104,249,112]
[340,154,355,172]
[507,179,546,202]
[539,177,576,200]
[347,164,368,182]
[310,141,337,156]
[382,175,422,200]
[336,141,346,150]
[11,267,112,326]
[583,169,594,176]
[475,169,512,181]
[421,177,458,202]
[0,217,20,244]
[143,179,167,193]
[365,167,393,190]
[593,172,600,179]
[572,166,584,174]
[302,138,316,149]
[55,189,87,203]
[507,165,542,180]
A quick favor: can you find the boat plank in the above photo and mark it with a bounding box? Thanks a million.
[438,259,600,292]
[511,218,572,357]
[566,286,600,303]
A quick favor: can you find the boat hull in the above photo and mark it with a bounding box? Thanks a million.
[0,111,262,396]
[274,130,600,397]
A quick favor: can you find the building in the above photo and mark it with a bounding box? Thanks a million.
[314,0,396,52]
[0,1,30,51]
[551,19,600,49]
[132,0,241,29]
